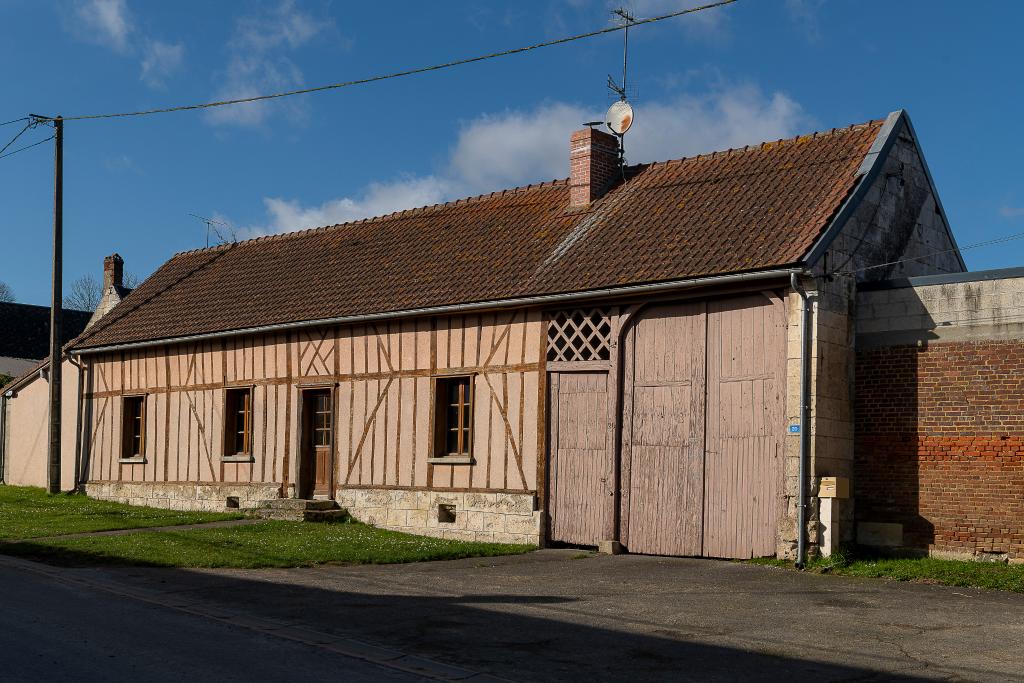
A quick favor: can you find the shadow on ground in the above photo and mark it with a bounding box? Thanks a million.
[3,543,994,681]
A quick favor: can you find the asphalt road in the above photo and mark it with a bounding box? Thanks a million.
[0,560,426,682]
[2,550,1023,681]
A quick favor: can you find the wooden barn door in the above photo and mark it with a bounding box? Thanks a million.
[547,371,613,546]
[702,293,786,558]
[621,302,707,557]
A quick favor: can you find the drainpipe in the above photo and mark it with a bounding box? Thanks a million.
[67,352,86,490]
[790,272,813,569]
[0,390,8,484]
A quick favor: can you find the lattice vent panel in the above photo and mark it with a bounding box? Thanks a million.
[547,308,612,362]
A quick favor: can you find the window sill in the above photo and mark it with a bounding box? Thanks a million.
[427,456,475,465]
[222,455,255,463]
[119,457,146,464]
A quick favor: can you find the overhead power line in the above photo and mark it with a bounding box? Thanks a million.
[0,122,31,156]
[28,0,738,123]
[0,134,54,161]
[0,116,30,127]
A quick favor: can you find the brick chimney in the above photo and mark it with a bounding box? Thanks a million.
[569,127,620,209]
[103,253,124,291]
[85,253,128,329]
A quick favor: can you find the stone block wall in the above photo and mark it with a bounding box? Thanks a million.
[85,481,280,511]
[780,276,857,559]
[337,487,541,545]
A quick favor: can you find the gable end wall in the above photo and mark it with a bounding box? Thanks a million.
[797,118,966,557]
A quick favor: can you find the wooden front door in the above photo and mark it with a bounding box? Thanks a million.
[300,389,334,499]
[547,371,612,546]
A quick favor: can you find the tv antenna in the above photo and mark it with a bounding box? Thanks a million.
[607,7,636,103]
[188,213,236,247]
[604,8,637,174]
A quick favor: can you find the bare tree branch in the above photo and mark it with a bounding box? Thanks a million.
[64,274,101,311]
[64,271,143,311]
[0,281,13,303]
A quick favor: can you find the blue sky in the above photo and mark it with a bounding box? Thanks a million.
[1,0,1022,306]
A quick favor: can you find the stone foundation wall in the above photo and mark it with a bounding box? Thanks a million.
[85,481,281,511]
[337,487,541,545]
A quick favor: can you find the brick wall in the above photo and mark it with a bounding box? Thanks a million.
[569,128,619,208]
[855,340,1024,560]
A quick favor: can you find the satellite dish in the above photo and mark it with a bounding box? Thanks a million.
[605,100,634,136]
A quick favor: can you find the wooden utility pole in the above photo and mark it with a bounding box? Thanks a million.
[47,116,63,494]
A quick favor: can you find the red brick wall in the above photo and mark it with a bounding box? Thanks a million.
[855,341,1024,559]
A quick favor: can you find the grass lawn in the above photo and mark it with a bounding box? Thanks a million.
[751,550,1024,593]
[0,485,242,541]
[1,519,535,568]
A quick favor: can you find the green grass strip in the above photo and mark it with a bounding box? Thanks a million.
[1,519,534,568]
[749,549,1024,593]
[0,485,242,541]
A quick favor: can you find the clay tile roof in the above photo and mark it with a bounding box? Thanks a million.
[73,118,884,350]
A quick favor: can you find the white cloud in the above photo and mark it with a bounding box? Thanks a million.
[625,85,807,162]
[64,1,184,89]
[205,55,306,127]
[71,0,132,52]
[1000,206,1024,219]
[103,154,138,173]
[140,39,184,88]
[231,0,332,51]
[206,1,334,128]
[785,0,824,42]
[449,103,589,195]
[237,83,806,236]
[249,177,453,237]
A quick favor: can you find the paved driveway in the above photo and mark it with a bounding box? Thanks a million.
[3,550,1023,681]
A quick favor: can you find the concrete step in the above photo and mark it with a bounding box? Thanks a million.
[252,498,350,522]
[255,508,351,522]
[303,509,351,523]
[256,498,339,511]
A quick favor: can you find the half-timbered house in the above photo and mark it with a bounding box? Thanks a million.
[2,110,966,558]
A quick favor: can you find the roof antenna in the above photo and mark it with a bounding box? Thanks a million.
[188,213,236,247]
[607,7,634,104]
[606,7,636,180]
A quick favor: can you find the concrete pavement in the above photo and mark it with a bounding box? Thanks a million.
[2,549,1023,681]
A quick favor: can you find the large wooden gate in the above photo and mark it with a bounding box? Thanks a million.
[546,293,786,557]
[547,371,613,546]
[620,293,786,558]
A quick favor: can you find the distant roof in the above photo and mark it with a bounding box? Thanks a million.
[0,302,92,361]
[74,117,885,350]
